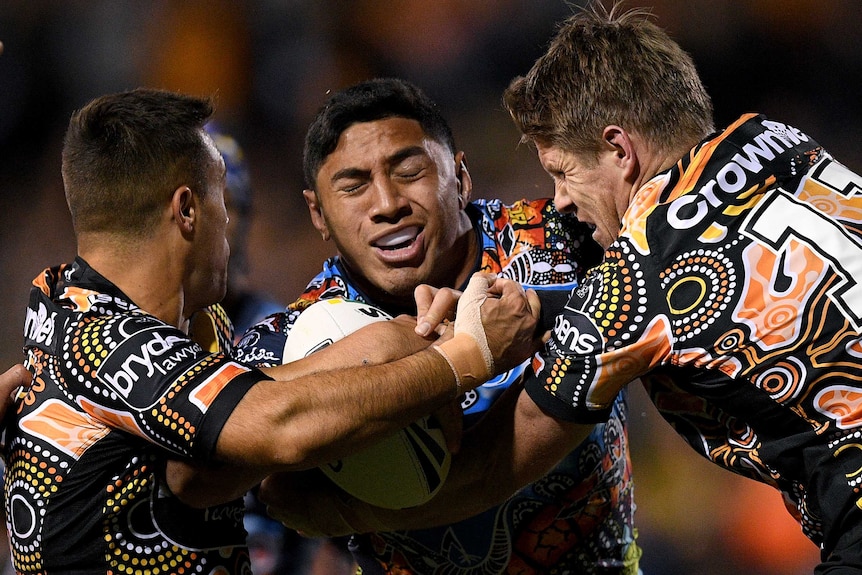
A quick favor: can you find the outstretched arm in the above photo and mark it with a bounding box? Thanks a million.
[222,274,541,467]
[166,315,451,506]
[167,274,543,507]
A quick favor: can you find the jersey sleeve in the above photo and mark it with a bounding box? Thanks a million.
[234,310,297,368]
[524,240,674,423]
[65,312,265,459]
[234,261,350,368]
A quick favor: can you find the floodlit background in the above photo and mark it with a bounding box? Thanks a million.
[3,1,860,573]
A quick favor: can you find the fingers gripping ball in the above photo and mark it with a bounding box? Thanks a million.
[283,298,451,509]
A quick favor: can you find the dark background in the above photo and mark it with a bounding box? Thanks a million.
[3,1,859,573]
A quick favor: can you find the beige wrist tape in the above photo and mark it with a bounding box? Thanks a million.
[455,276,495,373]
[434,333,493,395]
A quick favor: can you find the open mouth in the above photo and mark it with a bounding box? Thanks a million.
[374,226,421,251]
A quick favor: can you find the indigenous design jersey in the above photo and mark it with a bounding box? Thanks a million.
[238,199,639,574]
[9,257,262,575]
[525,113,862,550]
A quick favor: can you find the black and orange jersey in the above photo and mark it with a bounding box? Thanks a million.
[526,114,862,553]
[8,257,262,574]
[239,199,640,575]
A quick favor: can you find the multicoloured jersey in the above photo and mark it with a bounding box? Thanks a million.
[8,257,264,574]
[525,113,862,554]
[238,198,640,574]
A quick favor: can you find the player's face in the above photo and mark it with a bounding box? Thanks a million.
[306,117,474,307]
[535,141,628,250]
[188,133,231,310]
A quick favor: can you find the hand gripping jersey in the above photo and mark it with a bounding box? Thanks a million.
[238,198,640,574]
[9,258,263,574]
[525,114,862,556]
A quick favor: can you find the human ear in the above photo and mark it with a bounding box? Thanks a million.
[454,151,473,209]
[303,189,330,241]
[602,126,639,181]
[172,186,196,233]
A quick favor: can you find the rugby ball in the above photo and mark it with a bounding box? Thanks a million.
[283,298,451,509]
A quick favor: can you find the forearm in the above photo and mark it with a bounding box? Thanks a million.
[195,274,542,509]
[261,315,434,380]
[167,349,456,508]
[218,347,460,470]
[171,319,451,509]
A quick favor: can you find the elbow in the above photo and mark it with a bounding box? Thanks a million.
[165,460,211,508]
[164,459,248,509]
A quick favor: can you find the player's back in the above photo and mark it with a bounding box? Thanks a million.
[10,258,252,574]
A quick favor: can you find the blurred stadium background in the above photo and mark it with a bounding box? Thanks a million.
[3,1,860,573]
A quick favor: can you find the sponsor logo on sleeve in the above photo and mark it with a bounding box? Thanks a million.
[233,330,282,366]
[96,318,203,408]
[547,310,603,356]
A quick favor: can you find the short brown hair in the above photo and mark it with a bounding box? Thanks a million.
[62,88,215,237]
[504,3,714,162]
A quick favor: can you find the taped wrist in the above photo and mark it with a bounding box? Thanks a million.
[453,297,494,374]
[434,333,493,395]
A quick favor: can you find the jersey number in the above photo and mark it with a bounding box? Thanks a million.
[743,159,862,330]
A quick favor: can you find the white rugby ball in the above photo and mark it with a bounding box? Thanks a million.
[283,298,451,509]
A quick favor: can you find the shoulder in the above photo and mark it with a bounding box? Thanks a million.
[234,309,295,367]
[473,197,592,236]
[294,256,366,303]
[235,257,378,367]
[71,312,216,402]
